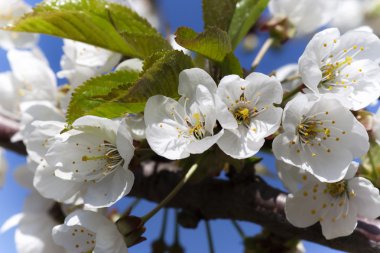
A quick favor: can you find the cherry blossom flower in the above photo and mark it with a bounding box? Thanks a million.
[284,162,380,239]
[144,69,224,160]
[272,94,369,182]
[216,73,283,159]
[330,0,365,32]
[299,28,380,110]
[36,116,135,207]
[0,49,57,119]
[12,101,64,143]
[0,0,38,50]
[57,39,122,87]
[1,187,66,253]
[268,0,339,36]
[52,210,128,253]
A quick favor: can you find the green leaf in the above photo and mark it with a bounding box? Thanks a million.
[8,0,170,58]
[218,53,243,77]
[228,0,269,49]
[202,0,237,31]
[175,26,232,62]
[66,70,140,124]
[90,50,194,116]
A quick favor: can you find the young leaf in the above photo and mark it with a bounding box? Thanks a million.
[175,26,232,62]
[8,0,170,58]
[228,0,269,49]
[106,50,193,107]
[202,0,237,31]
[66,70,140,124]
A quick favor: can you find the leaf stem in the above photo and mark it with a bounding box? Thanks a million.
[251,37,274,71]
[205,220,215,253]
[141,164,198,223]
[231,220,246,239]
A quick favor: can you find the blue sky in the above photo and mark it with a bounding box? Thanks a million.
[0,0,349,252]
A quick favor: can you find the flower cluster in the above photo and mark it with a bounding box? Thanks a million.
[0,0,380,252]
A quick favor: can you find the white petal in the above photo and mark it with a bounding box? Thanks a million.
[144,95,190,160]
[320,198,357,240]
[245,72,283,105]
[285,182,329,228]
[178,68,217,98]
[16,214,66,253]
[116,122,135,165]
[276,160,307,193]
[8,49,57,102]
[249,106,282,139]
[272,132,303,168]
[348,177,380,219]
[194,85,217,133]
[1,213,23,233]
[33,161,84,204]
[186,129,224,154]
[84,168,134,208]
[217,128,263,159]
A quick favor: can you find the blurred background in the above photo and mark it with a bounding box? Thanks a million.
[1,0,378,252]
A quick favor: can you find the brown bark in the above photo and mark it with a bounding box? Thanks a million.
[1,115,380,252]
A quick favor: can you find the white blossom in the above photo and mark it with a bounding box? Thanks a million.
[272,94,369,183]
[1,191,67,253]
[330,0,365,32]
[0,0,38,50]
[268,0,339,36]
[216,73,283,159]
[35,116,135,207]
[299,28,380,110]
[0,49,57,119]
[0,148,7,187]
[284,162,380,239]
[144,68,224,160]
[12,101,64,143]
[57,39,122,87]
[52,210,128,253]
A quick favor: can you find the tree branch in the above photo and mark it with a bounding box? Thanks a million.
[0,115,26,155]
[130,169,380,253]
[0,116,379,252]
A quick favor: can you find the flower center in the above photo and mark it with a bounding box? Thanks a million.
[187,113,205,140]
[234,107,251,126]
[321,56,353,85]
[81,141,123,176]
[326,180,347,198]
[319,43,366,90]
[297,120,329,143]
